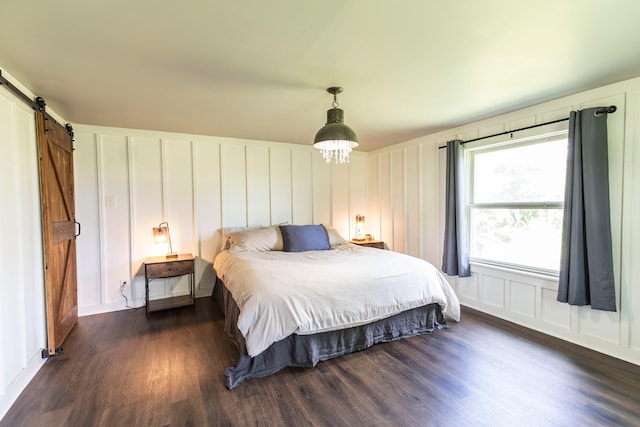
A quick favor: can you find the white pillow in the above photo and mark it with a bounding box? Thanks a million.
[228,226,284,252]
[324,226,346,247]
[220,226,248,251]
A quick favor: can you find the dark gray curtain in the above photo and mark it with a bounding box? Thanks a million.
[557,108,616,311]
[442,139,470,277]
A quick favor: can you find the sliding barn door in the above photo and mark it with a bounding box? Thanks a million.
[36,111,78,356]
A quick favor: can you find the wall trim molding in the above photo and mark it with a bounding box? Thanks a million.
[0,353,46,421]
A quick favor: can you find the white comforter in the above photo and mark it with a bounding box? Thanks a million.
[214,243,460,357]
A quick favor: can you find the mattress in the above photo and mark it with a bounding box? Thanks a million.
[214,243,460,358]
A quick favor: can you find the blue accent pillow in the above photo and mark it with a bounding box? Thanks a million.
[279,224,331,252]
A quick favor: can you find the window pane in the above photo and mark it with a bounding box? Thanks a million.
[473,139,567,203]
[470,208,563,271]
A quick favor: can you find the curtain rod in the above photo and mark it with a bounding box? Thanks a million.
[0,69,44,112]
[438,105,617,149]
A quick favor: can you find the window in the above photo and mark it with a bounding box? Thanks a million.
[467,133,567,274]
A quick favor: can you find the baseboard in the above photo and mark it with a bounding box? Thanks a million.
[459,302,640,368]
[195,286,214,298]
[79,292,214,317]
[0,352,47,422]
[79,299,137,317]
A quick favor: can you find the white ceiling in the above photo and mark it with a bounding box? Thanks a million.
[2,0,640,151]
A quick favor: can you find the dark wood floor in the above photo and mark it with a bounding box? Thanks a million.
[3,298,640,427]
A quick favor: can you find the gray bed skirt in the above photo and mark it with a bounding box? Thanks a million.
[213,278,448,389]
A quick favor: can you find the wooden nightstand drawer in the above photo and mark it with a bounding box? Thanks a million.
[146,260,193,279]
[144,254,195,316]
[351,240,385,249]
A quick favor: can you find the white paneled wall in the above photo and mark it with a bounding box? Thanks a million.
[0,88,46,419]
[628,89,640,352]
[292,150,313,224]
[348,155,368,234]
[369,76,640,366]
[3,62,640,420]
[378,152,392,248]
[73,126,368,314]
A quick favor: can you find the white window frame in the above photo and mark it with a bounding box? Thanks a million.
[465,129,568,276]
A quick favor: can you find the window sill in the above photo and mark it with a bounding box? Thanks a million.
[470,260,559,284]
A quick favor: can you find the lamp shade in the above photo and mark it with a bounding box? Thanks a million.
[153,226,167,243]
[313,108,359,146]
[313,87,359,164]
[153,222,177,259]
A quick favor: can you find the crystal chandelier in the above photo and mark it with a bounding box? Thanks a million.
[313,87,359,164]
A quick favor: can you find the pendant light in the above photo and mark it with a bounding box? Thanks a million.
[313,87,359,164]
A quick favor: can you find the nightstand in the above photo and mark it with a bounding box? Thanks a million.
[350,240,385,249]
[144,253,195,316]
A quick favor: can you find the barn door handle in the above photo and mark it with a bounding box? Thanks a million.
[75,221,81,237]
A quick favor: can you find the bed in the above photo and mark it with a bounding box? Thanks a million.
[213,224,460,389]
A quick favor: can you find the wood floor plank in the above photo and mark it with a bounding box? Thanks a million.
[2,298,640,426]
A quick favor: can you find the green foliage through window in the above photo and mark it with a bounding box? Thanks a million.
[468,135,567,273]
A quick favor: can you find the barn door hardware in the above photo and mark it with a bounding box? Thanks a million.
[41,347,64,359]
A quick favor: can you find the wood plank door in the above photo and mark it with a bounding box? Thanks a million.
[36,111,78,356]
